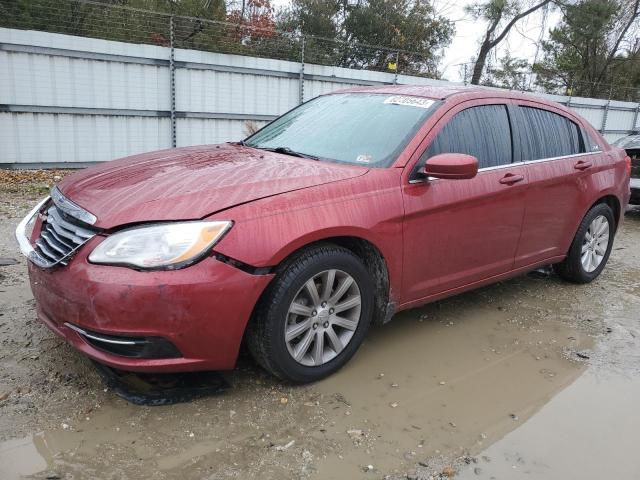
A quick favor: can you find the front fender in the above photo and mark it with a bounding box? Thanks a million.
[211,169,405,297]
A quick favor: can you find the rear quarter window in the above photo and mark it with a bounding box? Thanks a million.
[582,128,602,152]
[514,106,582,160]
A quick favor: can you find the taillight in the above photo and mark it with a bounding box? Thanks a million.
[625,155,631,177]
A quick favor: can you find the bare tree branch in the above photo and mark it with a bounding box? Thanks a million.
[471,0,553,84]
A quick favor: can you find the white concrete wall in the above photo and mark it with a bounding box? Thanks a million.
[1,27,638,167]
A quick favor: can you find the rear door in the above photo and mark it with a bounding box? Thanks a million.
[511,103,601,267]
[401,101,528,303]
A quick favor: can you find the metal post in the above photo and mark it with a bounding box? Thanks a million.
[169,15,177,148]
[601,87,612,134]
[632,104,640,133]
[463,64,468,86]
[566,81,574,109]
[393,51,399,85]
[299,35,305,104]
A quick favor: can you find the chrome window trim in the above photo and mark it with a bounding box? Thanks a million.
[408,151,601,184]
[517,150,601,167]
[476,162,524,172]
[478,151,601,172]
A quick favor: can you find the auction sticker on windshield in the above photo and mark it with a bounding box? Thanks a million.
[383,95,435,109]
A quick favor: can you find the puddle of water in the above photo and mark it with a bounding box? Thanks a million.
[0,403,148,479]
[456,371,640,479]
[3,189,639,480]
[0,435,47,478]
[454,236,640,480]
[311,292,592,478]
[0,287,590,480]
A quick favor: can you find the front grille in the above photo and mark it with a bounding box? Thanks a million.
[34,205,96,266]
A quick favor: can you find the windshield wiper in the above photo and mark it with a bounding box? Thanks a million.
[259,146,319,160]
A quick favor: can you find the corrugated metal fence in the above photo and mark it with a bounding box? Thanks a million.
[1,27,639,168]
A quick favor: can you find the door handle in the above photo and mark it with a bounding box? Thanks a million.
[574,160,593,170]
[499,173,525,185]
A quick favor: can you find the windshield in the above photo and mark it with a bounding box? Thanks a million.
[245,93,439,167]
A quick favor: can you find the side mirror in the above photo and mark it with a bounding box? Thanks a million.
[421,153,478,180]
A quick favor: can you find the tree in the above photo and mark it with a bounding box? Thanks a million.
[277,1,349,66]
[227,0,277,41]
[482,53,530,89]
[467,0,553,85]
[276,0,342,39]
[343,0,454,75]
[0,0,228,47]
[533,0,640,99]
[277,0,454,76]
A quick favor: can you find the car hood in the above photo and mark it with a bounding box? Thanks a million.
[57,144,368,229]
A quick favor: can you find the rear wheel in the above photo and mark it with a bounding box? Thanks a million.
[246,244,373,383]
[554,203,615,283]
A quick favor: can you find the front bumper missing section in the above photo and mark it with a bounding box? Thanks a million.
[92,362,229,406]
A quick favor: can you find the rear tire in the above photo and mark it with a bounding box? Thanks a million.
[246,244,374,383]
[554,203,615,284]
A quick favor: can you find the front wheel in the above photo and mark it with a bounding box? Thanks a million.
[554,203,615,283]
[246,244,374,383]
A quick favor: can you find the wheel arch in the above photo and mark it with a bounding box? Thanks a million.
[249,234,394,331]
[279,236,392,326]
[591,194,621,230]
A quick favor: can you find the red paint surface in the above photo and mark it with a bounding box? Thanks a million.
[57,144,367,229]
[28,86,630,372]
[28,238,273,372]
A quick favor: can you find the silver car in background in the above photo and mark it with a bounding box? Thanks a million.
[613,134,640,205]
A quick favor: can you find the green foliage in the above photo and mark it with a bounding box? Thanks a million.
[0,0,227,44]
[277,0,342,39]
[278,0,454,76]
[465,0,519,23]
[533,0,640,100]
[482,53,530,90]
[0,0,452,76]
[0,0,298,61]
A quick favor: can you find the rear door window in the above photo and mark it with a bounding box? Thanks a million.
[514,106,582,160]
[422,105,512,169]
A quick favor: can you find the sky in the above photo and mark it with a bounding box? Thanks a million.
[270,0,561,82]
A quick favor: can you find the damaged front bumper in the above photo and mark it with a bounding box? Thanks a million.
[27,233,274,373]
[15,196,55,268]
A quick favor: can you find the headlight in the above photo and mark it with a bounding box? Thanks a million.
[88,221,232,270]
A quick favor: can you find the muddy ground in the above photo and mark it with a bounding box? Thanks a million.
[1,175,639,480]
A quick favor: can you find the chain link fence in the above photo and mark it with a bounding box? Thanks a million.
[2,0,638,102]
[2,0,639,167]
[0,0,422,78]
[456,60,640,104]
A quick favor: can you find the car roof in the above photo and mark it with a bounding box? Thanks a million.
[337,83,554,103]
[613,134,640,148]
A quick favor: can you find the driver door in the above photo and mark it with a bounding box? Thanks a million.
[401,102,528,304]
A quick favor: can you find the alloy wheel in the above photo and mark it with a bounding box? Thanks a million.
[284,269,362,367]
[581,215,610,273]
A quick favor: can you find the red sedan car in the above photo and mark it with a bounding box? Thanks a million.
[17,85,630,383]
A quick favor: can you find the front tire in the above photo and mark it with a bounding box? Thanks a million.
[246,244,374,383]
[555,203,615,283]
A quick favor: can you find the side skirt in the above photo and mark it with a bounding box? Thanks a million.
[396,255,566,312]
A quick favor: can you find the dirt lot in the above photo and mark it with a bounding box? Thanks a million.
[1,172,639,480]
